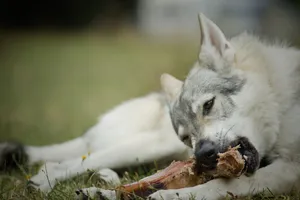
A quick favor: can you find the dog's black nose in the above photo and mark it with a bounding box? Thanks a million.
[195,139,218,171]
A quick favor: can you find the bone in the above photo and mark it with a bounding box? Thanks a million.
[112,146,244,200]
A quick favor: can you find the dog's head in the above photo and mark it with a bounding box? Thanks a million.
[161,14,279,175]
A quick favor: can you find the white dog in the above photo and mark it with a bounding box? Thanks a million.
[2,13,300,200]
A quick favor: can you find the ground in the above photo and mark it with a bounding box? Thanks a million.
[0,31,299,199]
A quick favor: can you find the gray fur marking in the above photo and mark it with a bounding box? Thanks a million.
[183,67,245,97]
[170,65,245,138]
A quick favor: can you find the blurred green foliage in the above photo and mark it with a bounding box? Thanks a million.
[0,31,197,145]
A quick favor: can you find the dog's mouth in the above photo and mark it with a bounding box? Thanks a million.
[229,136,260,175]
[194,137,260,175]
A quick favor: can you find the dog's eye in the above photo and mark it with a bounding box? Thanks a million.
[182,135,189,142]
[181,135,192,147]
[203,97,215,116]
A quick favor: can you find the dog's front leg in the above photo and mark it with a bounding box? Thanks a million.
[30,131,189,193]
[148,159,300,200]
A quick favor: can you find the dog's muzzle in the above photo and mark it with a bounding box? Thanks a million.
[194,136,259,175]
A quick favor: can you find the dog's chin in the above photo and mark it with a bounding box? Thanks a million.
[230,136,260,175]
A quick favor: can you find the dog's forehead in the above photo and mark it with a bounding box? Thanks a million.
[181,66,245,99]
[181,68,220,100]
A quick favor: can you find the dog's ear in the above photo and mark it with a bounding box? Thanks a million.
[198,13,235,62]
[160,73,183,102]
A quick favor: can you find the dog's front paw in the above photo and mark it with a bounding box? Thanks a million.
[147,189,195,200]
[27,179,54,194]
[28,171,56,193]
[75,187,117,200]
[27,162,65,193]
[96,168,121,186]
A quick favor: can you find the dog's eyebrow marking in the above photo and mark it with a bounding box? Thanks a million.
[220,75,246,95]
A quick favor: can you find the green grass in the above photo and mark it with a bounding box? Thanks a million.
[0,30,299,199]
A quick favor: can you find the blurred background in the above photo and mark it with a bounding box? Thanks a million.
[0,0,300,145]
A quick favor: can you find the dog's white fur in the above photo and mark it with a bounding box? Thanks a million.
[24,13,300,199]
[27,92,192,192]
